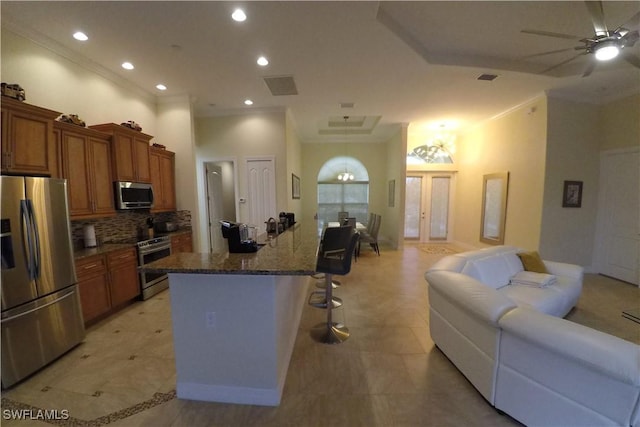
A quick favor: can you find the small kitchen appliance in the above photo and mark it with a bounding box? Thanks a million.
[220,221,258,253]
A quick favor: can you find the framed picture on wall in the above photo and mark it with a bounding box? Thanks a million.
[292,174,301,199]
[562,180,583,208]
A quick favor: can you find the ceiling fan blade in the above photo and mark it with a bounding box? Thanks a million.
[582,62,596,77]
[584,1,608,36]
[523,47,579,58]
[621,30,640,47]
[521,29,581,40]
[539,53,585,75]
[621,51,640,69]
[615,11,640,32]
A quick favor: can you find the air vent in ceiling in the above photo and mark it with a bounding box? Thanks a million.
[340,102,355,109]
[263,75,298,96]
[477,73,498,81]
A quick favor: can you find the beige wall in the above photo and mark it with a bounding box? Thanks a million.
[539,97,601,266]
[454,97,548,250]
[194,111,291,248]
[1,29,157,134]
[383,125,408,249]
[600,94,640,151]
[301,141,389,239]
[285,109,303,219]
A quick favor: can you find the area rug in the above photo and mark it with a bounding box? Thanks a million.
[418,245,457,255]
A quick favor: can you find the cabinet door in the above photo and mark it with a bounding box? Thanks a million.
[78,274,111,322]
[76,255,111,323]
[134,137,151,182]
[1,107,8,169]
[149,150,163,209]
[111,133,136,181]
[172,234,193,253]
[5,110,56,175]
[89,137,116,216]
[62,130,93,217]
[107,248,140,305]
[160,153,176,210]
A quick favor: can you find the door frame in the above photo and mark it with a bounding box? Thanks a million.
[201,157,239,253]
[404,171,456,243]
[593,146,639,285]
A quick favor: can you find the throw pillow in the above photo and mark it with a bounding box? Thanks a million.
[517,251,549,274]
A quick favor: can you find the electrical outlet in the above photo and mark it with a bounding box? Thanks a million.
[205,311,216,329]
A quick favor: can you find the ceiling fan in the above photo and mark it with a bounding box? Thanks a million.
[522,1,640,77]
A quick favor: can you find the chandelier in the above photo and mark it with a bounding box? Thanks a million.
[337,116,355,181]
[408,133,456,164]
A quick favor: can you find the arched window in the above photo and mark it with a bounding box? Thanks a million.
[317,157,369,223]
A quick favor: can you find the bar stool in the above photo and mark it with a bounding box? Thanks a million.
[308,225,353,308]
[310,229,359,344]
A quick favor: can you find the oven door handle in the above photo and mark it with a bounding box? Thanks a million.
[138,245,172,256]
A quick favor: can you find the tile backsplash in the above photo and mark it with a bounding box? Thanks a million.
[71,210,191,248]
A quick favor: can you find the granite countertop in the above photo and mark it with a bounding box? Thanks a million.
[73,228,193,260]
[141,222,321,276]
[74,243,136,260]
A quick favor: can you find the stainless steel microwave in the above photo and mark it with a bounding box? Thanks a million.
[114,181,154,210]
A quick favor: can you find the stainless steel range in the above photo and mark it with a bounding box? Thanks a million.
[137,235,171,300]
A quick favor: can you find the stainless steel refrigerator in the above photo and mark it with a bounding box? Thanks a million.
[1,176,85,388]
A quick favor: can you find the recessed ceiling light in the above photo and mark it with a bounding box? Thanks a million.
[156,84,167,91]
[244,99,253,106]
[257,56,269,66]
[73,31,88,41]
[232,8,247,22]
[121,62,134,70]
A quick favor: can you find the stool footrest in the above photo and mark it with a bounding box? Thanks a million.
[308,291,343,308]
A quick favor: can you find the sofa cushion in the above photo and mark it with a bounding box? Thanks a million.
[517,251,549,274]
[498,284,568,316]
[464,255,512,289]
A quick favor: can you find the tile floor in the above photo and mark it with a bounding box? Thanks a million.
[1,243,638,426]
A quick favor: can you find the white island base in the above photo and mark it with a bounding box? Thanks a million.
[168,273,310,406]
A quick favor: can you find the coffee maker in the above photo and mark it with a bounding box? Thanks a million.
[220,221,258,253]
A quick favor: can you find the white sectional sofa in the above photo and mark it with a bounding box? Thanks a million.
[425,245,640,427]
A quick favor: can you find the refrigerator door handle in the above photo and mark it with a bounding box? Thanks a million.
[26,199,41,279]
[19,200,35,281]
[0,287,76,323]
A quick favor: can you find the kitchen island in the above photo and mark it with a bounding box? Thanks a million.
[141,222,321,406]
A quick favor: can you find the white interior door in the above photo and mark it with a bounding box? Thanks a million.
[597,149,639,285]
[246,157,276,229]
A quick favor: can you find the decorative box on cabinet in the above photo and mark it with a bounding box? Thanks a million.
[150,147,176,212]
[75,254,111,323]
[106,247,140,306]
[1,98,61,176]
[89,123,152,183]
[55,121,116,219]
[171,233,193,253]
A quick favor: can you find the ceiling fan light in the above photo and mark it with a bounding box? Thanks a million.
[595,42,620,61]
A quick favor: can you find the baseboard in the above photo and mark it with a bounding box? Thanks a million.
[176,381,282,406]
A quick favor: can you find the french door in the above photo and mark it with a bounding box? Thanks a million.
[404,173,454,242]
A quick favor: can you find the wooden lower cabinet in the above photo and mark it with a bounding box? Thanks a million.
[171,233,193,253]
[107,247,140,306]
[76,255,111,323]
[76,247,140,324]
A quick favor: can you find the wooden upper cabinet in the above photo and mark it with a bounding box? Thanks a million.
[56,121,116,219]
[89,123,152,183]
[1,98,61,176]
[150,147,176,212]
